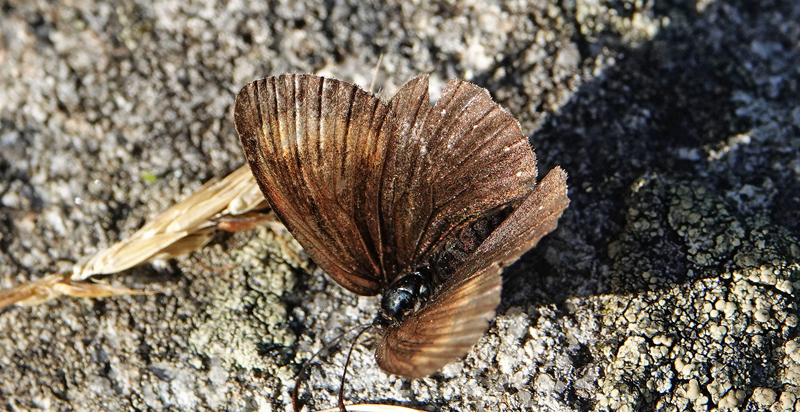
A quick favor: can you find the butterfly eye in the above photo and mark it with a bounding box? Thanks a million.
[379,271,432,323]
[380,288,416,320]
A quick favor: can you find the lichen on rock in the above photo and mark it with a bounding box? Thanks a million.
[599,174,799,411]
[188,225,300,372]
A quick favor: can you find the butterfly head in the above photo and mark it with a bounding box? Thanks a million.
[374,267,433,328]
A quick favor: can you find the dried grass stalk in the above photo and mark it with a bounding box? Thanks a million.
[1,165,278,310]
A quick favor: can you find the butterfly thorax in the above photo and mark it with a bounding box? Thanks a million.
[374,268,433,328]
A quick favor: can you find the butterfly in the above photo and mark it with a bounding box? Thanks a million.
[234,73,569,378]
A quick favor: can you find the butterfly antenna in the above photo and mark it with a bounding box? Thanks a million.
[338,324,374,412]
[292,323,372,412]
[369,53,384,93]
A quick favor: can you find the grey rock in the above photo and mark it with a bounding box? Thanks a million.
[1,0,798,411]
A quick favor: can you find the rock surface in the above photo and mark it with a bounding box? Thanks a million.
[1,0,798,411]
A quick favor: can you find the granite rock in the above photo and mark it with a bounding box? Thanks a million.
[1,0,798,411]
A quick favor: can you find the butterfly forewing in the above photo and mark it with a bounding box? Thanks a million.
[378,77,539,278]
[235,75,389,295]
[375,167,569,377]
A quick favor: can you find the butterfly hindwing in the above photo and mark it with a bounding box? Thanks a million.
[375,167,569,377]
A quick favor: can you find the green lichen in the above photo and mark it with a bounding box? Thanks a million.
[188,225,300,371]
[599,174,800,411]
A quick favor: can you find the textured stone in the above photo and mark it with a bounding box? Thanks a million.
[1,0,799,411]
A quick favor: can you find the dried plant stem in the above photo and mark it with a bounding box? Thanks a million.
[0,165,283,310]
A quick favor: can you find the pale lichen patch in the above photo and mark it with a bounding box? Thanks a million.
[188,225,300,371]
[599,175,799,410]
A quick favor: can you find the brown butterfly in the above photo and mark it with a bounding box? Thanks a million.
[234,74,569,379]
